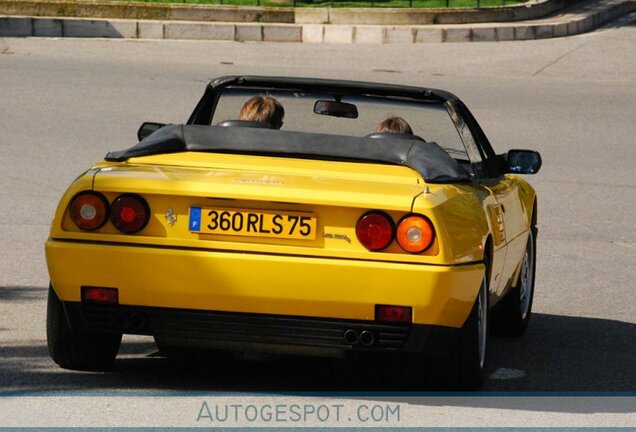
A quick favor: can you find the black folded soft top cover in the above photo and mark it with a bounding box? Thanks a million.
[105,124,470,184]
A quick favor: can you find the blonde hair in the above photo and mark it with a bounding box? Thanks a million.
[239,96,285,129]
[375,117,413,135]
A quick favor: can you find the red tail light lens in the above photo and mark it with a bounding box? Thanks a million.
[356,211,395,251]
[69,192,109,231]
[376,305,412,323]
[110,194,150,234]
[396,214,435,253]
[82,286,119,304]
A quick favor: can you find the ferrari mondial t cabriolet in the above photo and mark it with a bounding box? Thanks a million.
[45,76,541,388]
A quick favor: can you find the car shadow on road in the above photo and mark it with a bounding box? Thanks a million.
[1,313,634,406]
[0,286,47,302]
[486,312,635,392]
[600,12,636,29]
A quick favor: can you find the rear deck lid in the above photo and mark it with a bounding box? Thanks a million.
[94,152,426,210]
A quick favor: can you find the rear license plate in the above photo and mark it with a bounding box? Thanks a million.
[189,207,317,240]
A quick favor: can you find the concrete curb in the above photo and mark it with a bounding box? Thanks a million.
[0,0,634,43]
[0,0,584,25]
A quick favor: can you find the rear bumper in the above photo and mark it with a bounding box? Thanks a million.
[63,302,457,357]
[46,239,484,328]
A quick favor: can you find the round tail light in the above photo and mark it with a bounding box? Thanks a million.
[356,211,395,251]
[110,194,150,234]
[69,192,109,231]
[396,214,435,253]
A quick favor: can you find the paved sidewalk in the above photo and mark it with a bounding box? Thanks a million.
[1,0,635,43]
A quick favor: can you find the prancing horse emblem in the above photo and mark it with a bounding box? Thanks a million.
[165,208,177,226]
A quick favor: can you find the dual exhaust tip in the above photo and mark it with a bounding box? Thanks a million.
[113,313,374,346]
[343,329,375,346]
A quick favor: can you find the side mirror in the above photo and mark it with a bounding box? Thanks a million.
[137,122,166,141]
[502,150,542,175]
[313,100,358,119]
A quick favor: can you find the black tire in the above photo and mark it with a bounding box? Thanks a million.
[449,270,489,390]
[47,284,122,371]
[492,228,536,337]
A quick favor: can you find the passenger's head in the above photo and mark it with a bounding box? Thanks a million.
[375,117,413,135]
[239,96,285,129]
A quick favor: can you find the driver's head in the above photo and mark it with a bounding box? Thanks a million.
[375,117,413,135]
[239,96,285,129]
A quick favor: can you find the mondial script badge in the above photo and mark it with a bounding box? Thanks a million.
[165,208,177,226]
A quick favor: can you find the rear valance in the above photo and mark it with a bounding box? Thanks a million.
[105,124,470,184]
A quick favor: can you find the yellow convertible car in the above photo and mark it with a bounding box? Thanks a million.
[45,76,541,388]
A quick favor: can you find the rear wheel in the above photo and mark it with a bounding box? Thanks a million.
[449,270,489,389]
[492,228,536,336]
[47,284,121,371]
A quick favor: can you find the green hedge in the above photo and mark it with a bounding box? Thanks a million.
[120,0,527,8]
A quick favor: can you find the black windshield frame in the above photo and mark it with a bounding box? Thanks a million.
[185,76,501,178]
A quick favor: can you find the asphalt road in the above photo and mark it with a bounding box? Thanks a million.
[0,15,635,404]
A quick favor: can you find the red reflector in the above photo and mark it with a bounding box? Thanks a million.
[376,305,412,323]
[81,286,119,304]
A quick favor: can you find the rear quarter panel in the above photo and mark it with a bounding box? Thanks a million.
[412,183,490,266]
[503,174,537,289]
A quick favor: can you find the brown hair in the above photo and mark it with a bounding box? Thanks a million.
[239,96,285,129]
[375,117,413,135]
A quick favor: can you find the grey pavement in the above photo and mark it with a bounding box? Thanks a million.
[0,14,635,399]
[0,0,635,43]
[1,29,636,426]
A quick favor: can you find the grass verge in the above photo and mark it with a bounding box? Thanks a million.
[114,0,528,8]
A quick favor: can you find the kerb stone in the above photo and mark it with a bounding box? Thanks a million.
[0,17,33,36]
[263,25,301,42]
[323,25,353,44]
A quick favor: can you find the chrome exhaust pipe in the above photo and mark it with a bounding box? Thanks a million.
[360,330,375,346]
[343,329,359,345]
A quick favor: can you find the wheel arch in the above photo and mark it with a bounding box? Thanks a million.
[483,235,493,279]
[509,197,537,290]
[531,197,538,236]
[482,235,497,303]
